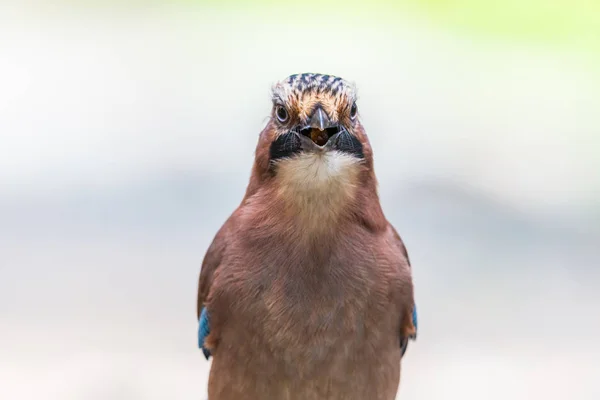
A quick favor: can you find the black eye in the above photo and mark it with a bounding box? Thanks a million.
[350,102,358,120]
[275,105,289,123]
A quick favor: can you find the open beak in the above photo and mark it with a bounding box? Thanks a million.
[297,107,342,147]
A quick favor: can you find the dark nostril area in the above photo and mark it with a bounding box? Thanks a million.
[299,127,312,137]
[326,126,341,136]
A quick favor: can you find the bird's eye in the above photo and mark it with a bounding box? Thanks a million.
[275,105,289,123]
[350,102,358,120]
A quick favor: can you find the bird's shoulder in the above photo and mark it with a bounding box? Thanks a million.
[382,222,411,269]
[196,208,240,319]
[383,222,417,350]
[361,222,412,289]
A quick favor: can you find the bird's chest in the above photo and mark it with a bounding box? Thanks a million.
[222,243,396,363]
[259,265,368,344]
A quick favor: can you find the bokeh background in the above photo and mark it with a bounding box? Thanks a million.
[1,1,599,399]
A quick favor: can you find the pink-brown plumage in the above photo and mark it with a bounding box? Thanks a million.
[197,73,416,400]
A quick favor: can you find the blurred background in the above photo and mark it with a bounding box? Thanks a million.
[1,1,599,399]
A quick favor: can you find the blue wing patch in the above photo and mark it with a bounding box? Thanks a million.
[198,307,211,360]
[400,305,417,357]
[411,305,418,338]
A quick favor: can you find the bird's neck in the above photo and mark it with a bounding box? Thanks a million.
[271,151,381,235]
[241,150,388,242]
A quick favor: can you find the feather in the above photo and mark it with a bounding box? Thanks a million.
[400,305,418,357]
[198,306,211,360]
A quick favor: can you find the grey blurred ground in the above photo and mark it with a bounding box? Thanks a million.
[1,3,599,400]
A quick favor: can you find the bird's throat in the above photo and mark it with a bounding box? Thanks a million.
[273,151,362,230]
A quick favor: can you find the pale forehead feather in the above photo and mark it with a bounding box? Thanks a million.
[271,73,357,104]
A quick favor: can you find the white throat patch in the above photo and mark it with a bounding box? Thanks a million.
[274,151,362,225]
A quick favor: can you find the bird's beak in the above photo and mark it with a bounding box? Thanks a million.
[297,107,341,147]
[309,107,331,131]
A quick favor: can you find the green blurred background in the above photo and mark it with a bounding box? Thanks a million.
[1,1,598,399]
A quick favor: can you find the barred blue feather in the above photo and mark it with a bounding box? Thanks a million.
[412,305,418,336]
[400,305,418,357]
[198,306,211,360]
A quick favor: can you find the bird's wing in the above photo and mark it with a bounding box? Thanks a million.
[196,218,232,358]
[197,223,229,318]
[390,225,418,357]
[198,306,211,359]
[400,305,418,357]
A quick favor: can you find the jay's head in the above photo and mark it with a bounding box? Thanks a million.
[268,73,365,160]
[251,74,375,186]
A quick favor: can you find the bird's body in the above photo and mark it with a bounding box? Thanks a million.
[197,73,417,400]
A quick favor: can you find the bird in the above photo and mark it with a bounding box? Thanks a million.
[196,73,417,400]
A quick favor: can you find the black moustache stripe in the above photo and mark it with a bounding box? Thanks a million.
[269,132,302,164]
[336,130,364,159]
